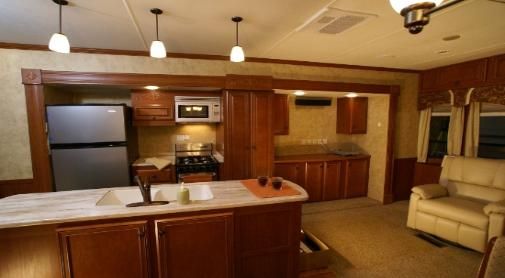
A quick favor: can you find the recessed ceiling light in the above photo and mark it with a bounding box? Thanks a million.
[437,50,450,54]
[442,35,461,41]
[294,90,305,96]
[346,92,358,98]
[144,85,159,90]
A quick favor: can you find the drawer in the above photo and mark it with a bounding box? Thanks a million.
[135,168,174,183]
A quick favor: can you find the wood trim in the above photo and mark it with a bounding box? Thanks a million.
[0,179,35,198]
[225,74,273,90]
[392,158,417,201]
[1,42,419,74]
[383,94,398,204]
[22,69,53,193]
[272,78,400,95]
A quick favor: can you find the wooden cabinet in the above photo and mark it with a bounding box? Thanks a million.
[274,162,305,186]
[323,160,342,201]
[156,213,233,278]
[131,91,174,126]
[58,221,150,278]
[343,158,370,198]
[273,94,289,135]
[222,91,273,179]
[305,162,324,202]
[132,165,175,184]
[337,97,368,134]
[487,54,505,84]
[437,59,487,89]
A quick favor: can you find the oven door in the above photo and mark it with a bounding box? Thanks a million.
[178,172,216,183]
[176,102,211,122]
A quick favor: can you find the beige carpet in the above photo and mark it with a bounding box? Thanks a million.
[302,198,483,278]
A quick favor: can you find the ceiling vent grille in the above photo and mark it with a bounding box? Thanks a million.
[298,7,377,35]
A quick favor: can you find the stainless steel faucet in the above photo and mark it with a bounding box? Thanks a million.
[134,176,152,204]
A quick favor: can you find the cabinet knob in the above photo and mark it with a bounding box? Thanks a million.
[158,229,165,236]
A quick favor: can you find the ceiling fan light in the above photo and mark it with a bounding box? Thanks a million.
[48,33,70,54]
[150,40,167,58]
[230,45,245,62]
[389,0,443,13]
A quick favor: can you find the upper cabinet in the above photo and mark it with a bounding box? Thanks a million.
[273,94,289,135]
[419,54,505,93]
[131,90,174,126]
[337,97,368,134]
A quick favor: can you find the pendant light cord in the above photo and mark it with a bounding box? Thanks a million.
[59,2,62,34]
[155,14,159,41]
[235,21,239,46]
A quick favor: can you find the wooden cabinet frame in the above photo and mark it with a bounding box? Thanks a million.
[20,69,398,204]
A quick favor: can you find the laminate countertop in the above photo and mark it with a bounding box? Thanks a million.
[0,180,307,229]
[275,154,371,163]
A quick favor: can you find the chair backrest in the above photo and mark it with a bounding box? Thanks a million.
[439,156,505,203]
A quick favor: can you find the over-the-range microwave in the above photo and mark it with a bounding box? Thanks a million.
[175,96,221,123]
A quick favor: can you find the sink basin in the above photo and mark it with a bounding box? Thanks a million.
[96,184,213,206]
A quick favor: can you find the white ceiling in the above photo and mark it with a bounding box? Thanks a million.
[0,0,504,70]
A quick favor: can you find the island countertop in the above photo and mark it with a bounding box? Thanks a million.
[0,180,307,229]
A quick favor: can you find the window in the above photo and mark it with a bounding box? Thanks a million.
[427,104,451,159]
[478,103,505,159]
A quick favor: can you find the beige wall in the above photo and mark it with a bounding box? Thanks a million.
[274,95,390,201]
[0,48,418,181]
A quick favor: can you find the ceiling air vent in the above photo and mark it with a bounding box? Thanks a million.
[295,97,332,106]
[297,7,377,35]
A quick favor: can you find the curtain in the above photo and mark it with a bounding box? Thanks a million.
[447,106,465,156]
[417,107,432,162]
[464,102,481,157]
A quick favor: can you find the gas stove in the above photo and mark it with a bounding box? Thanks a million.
[175,143,219,182]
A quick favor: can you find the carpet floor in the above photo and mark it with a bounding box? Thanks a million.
[301,198,483,278]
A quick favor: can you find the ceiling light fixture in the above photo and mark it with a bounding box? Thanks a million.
[144,85,159,90]
[230,16,245,62]
[294,90,305,96]
[346,92,358,98]
[389,0,465,34]
[150,8,167,58]
[48,0,70,54]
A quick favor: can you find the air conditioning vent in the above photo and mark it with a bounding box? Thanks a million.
[295,97,332,106]
[298,7,377,35]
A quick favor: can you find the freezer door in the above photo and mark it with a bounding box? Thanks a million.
[51,146,131,191]
[47,105,127,144]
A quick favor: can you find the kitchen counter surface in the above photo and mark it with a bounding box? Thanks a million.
[132,155,175,167]
[0,180,307,229]
[275,153,371,163]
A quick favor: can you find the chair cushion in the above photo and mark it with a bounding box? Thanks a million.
[417,197,489,230]
[412,184,448,199]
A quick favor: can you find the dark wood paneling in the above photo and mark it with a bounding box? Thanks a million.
[58,221,150,278]
[273,79,399,95]
[156,213,233,278]
[22,69,53,193]
[437,59,487,89]
[323,161,342,201]
[392,158,417,201]
[305,162,324,202]
[420,69,440,92]
[273,94,289,135]
[343,158,370,198]
[225,91,251,179]
[250,92,274,177]
[487,54,505,84]
[0,225,62,278]
[1,42,419,73]
[383,94,398,204]
[0,179,35,198]
[413,162,442,186]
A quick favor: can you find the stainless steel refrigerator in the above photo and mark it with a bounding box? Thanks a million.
[46,105,137,191]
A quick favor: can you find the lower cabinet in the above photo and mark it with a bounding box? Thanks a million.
[274,156,369,202]
[155,213,233,278]
[132,165,176,184]
[57,221,150,278]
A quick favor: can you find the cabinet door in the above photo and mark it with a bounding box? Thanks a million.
[343,158,370,198]
[274,162,306,186]
[420,69,440,92]
[58,221,150,278]
[437,59,487,89]
[133,166,175,184]
[487,54,505,84]
[273,94,289,135]
[156,213,233,278]
[226,91,251,179]
[350,98,368,134]
[132,91,174,126]
[250,92,274,177]
[323,161,342,201]
[305,162,324,202]
[336,98,351,134]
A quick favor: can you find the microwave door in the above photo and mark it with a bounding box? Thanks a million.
[177,104,210,122]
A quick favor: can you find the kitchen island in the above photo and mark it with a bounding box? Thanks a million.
[0,180,307,278]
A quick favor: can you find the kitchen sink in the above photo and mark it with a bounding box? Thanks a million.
[96,184,214,206]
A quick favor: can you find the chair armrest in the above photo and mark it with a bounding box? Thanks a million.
[411,184,448,200]
[484,200,505,216]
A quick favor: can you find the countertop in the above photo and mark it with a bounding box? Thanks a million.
[274,153,371,163]
[132,152,224,167]
[0,180,307,229]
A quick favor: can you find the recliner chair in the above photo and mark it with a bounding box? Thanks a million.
[407,155,505,252]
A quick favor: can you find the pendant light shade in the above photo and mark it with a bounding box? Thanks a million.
[150,8,166,58]
[230,16,245,63]
[389,0,443,14]
[49,0,70,53]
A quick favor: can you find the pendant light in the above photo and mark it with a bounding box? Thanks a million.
[150,8,167,58]
[48,0,70,53]
[230,16,245,63]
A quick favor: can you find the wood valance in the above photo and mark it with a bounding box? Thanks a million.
[471,85,505,106]
[418,84,505,110]
[418,90,451,110]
